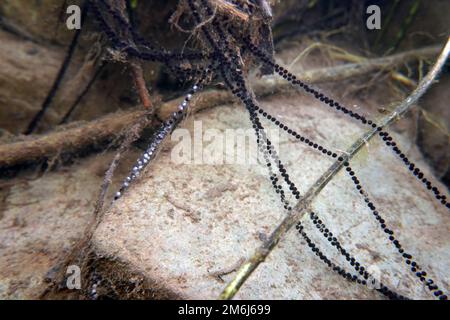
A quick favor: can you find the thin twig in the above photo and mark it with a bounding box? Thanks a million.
[24,0,88,134]
[116,0,154,110]
[129,60,153,109]
[59,62,107,124]
[219,37,450,300]
[92,112,153,219]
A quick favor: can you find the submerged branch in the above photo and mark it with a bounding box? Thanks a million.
[219,37,450,300]
[0,44,441,170]
[0,90,229,170]
[252,44,441,95]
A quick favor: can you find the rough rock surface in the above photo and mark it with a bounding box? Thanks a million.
[0,29,139,135]
[92,92,450,299]
[0,30,64,133]
[418,75,450,182]
[0,0,79,45]
[0,152,135,299]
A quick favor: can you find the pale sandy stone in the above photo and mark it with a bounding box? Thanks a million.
[0,154,126,299]
[92,92,450,299]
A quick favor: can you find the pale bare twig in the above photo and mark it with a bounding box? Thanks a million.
[219,37,450,300]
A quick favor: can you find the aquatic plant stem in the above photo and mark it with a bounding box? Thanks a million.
[219,36,450,300]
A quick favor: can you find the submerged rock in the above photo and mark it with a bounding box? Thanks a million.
[92,92,450,299]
